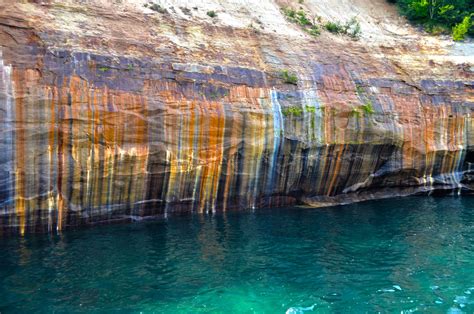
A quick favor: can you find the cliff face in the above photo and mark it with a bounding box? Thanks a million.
[0,0,473,234]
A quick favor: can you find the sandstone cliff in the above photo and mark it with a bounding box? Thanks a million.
[0,0,473,234]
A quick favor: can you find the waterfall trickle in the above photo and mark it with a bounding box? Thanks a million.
[0,50,15,214]
[267,89,284,194]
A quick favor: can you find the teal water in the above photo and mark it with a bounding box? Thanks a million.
[1,197,474,313]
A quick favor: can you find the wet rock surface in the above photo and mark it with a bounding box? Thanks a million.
[0,0,473,234]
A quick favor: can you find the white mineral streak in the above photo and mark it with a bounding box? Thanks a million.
[0,50,15,214]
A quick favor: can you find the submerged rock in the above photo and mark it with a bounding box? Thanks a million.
[0,0,473,234]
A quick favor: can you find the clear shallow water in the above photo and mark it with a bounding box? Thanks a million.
[1,197,474,313]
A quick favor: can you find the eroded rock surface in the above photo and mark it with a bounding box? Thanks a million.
[0,0,473,234]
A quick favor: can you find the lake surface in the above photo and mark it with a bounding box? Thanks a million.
[1,197,474,313]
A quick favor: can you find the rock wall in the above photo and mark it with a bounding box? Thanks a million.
[0,0,473,234]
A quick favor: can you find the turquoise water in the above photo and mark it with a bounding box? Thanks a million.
[1,197,474,313]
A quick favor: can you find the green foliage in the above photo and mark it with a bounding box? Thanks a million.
[324,18,361,39]
[282,7,320,37]
[439,4,455,17]
[324,21,345,33]
[361,101,375,115]
[346,17,362,39]
[307,25,321,36]
[452,15,472,40]
[283,8,311,26]
[296,11,312,26]
[425,23,450,34]
[207,10,217,18]
[389,0,473,39]
[282,106,304,117]
[283,7,360,39]
[280,70,298,85]
[282,7,297,20]
[305,105,316,113]
[405,0,430,20]
[98,66,111,72]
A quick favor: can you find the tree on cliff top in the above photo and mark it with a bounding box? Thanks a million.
[388,0,474,40]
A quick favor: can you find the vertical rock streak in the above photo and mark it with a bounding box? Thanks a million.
[0,51,15,230]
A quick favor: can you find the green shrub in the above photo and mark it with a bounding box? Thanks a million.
[361,102,375,115]
[345,17,362,39]
[282,7,323,37]
[283,8,311,26]
[325,21,344,33]
[296,10,312,26]
[404,0,429,20]
[307,25,320,36]
[207,10,217,18]
[282,106,304,116]
[305,105,316,113]
[452,16,471,41]
[280,70,298,85]
[98,66,111,72]
[284,7,360,39]
[283,7,297,20]
[325,18,361,39]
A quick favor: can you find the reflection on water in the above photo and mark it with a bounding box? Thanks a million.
[1,196,474,313]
